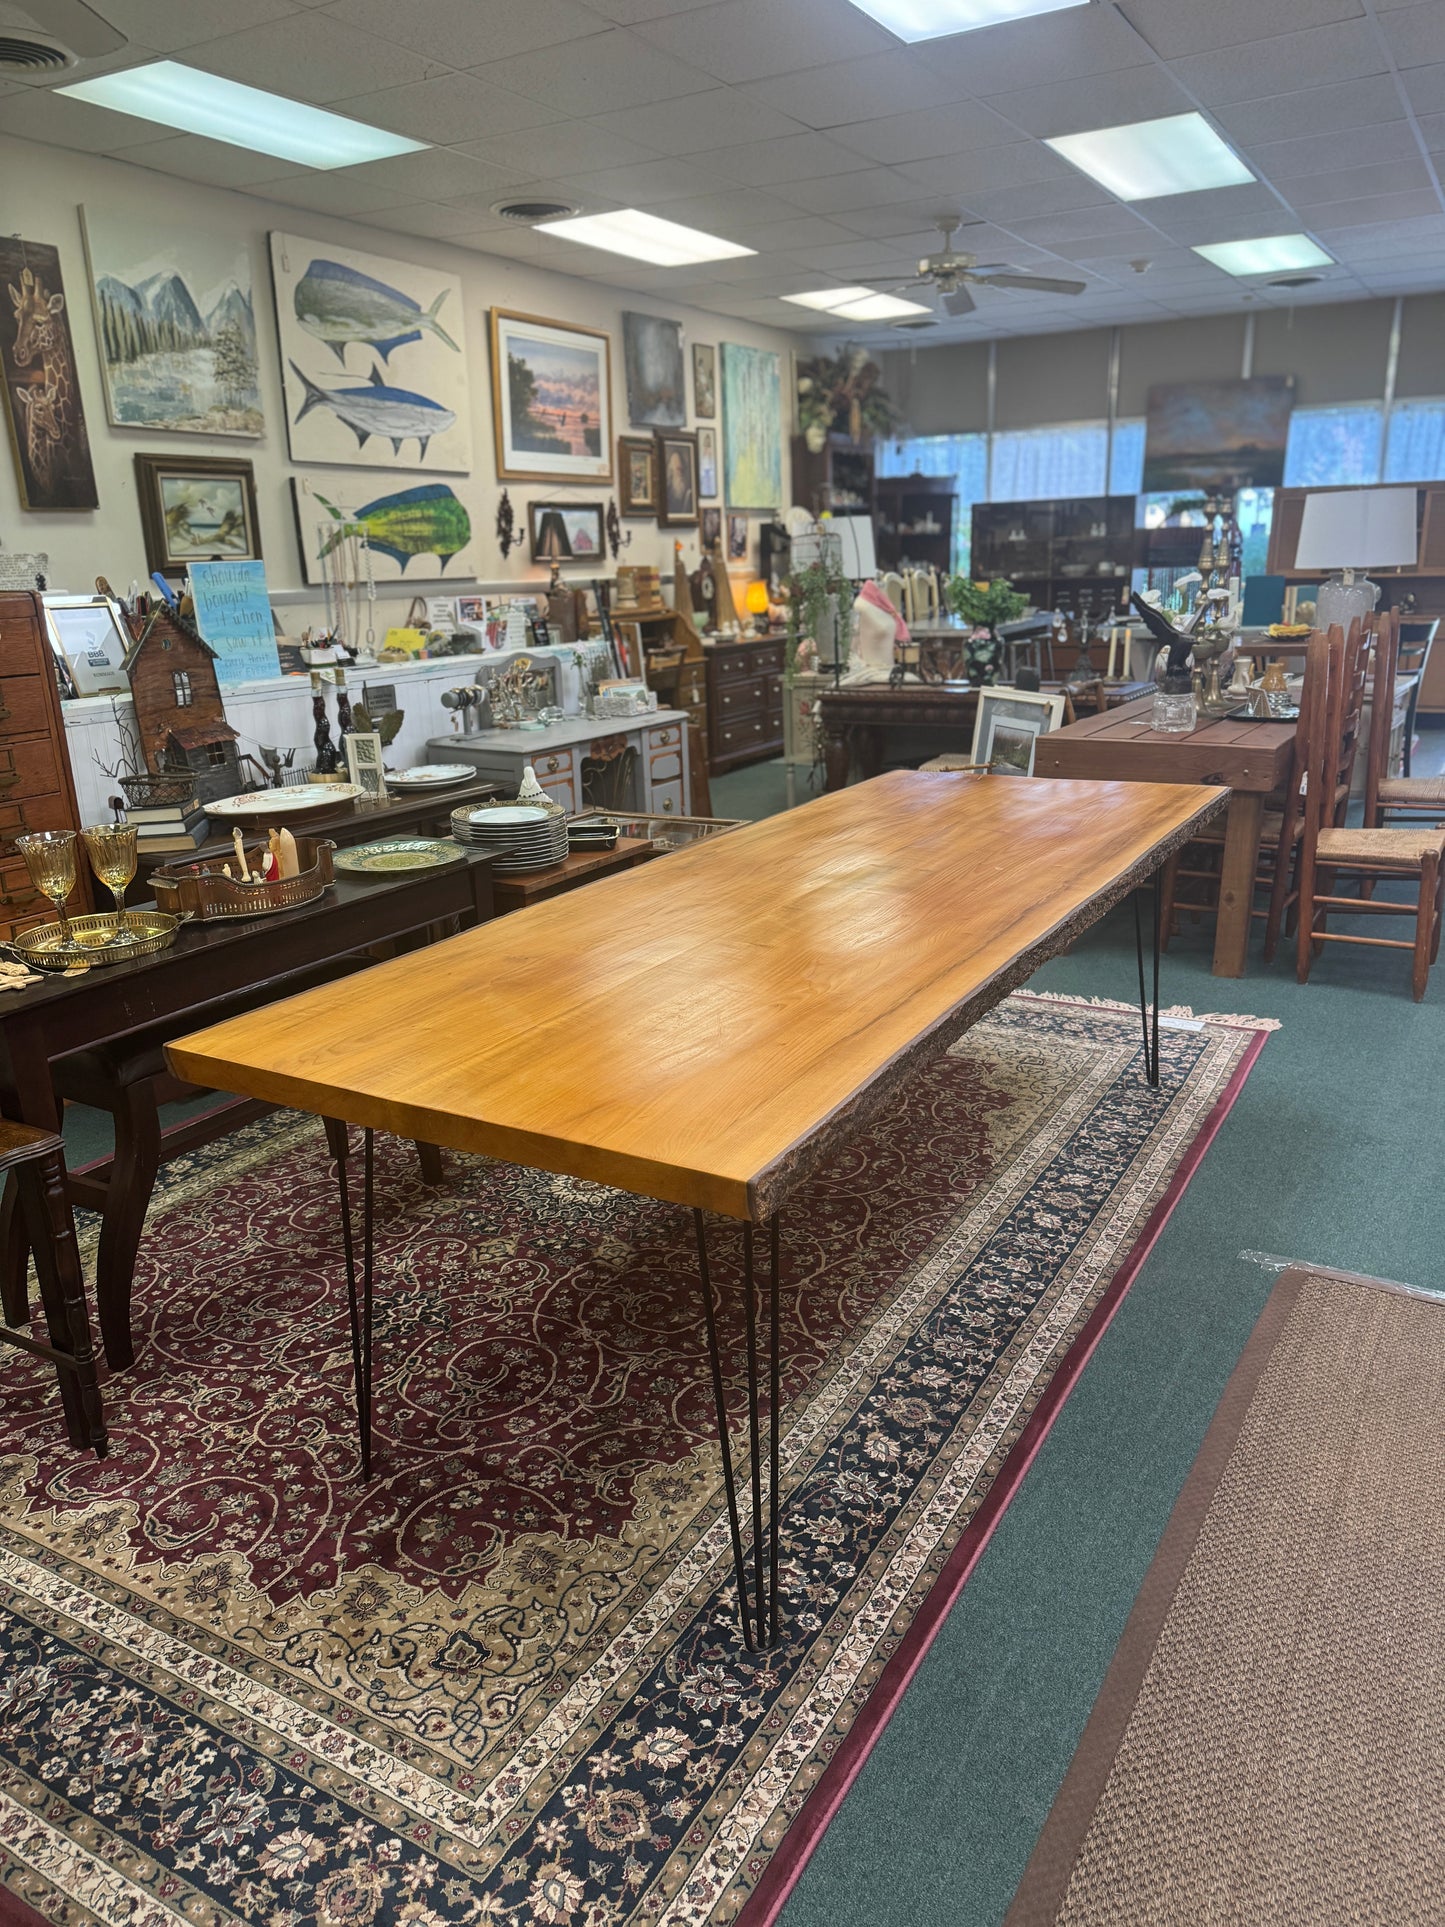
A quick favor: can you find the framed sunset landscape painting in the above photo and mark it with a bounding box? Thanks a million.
[490,309,612,484]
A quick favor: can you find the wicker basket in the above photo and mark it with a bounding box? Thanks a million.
[149,837,336,921]
[119,770,196,808]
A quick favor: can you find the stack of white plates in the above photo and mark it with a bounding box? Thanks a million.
[451,804,567,872]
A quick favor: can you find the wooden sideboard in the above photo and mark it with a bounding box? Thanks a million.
[0,592,91,942]
[705,636,785,773]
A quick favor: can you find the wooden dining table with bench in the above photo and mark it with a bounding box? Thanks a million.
[168,771,1226,1649]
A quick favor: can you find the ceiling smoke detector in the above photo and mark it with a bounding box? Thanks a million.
[0,3,76,69]
[493,199,581,225]
[1268,272,1324,289]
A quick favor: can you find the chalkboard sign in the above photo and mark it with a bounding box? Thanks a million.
[189,559,282,687]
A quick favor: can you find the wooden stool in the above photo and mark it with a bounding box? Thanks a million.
[0,1119,106,1457]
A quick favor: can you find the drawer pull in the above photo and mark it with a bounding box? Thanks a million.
[0,771,18,792]
[661,797,674,812]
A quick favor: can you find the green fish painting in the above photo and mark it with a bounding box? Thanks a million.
[315,483,472,573]
[295,257,459,365]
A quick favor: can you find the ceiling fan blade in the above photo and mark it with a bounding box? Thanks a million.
[942,283,976,317]
[982,272,1087,296]
[23,0,127,57]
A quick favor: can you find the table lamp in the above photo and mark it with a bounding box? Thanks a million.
[745,580,770,634]
[1293,488,1417,635]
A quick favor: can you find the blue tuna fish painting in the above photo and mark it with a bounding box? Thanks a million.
[288,361,457,461]
[294,258,459,365]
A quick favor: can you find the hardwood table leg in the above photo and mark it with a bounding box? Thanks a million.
[17,1154,107,1456]
[854,725,884,784]
[0,1022,63,1327]
[92,1081,163,1372]
[1212,789,1265,978]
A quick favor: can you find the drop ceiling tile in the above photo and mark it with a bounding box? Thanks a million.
[1007,204,1156,248]
[338,73,568,140]
[1168,20,1388,106]
[351,146,536,201]
[586,86,803,152]
[631,0,895,84]
[1133,182,1296,241]
[1248,122,1425,179]
[899,142,1073,196]
[560,156,727,202]
[117,133,308,185]
[185,11,440,102]
[708,132,875,186]
[827,102,1021,167]
[984,63,1188,139]
[788,238,921,272]
[782,167,932,216]
[1300,188,1445,226]
[925,4,1152,91]
[963,178,1115,223]
[740,51,970,130]
[362,200,513,236]
[1212,74,1406,143]
[582,0,723,20]
[1403,65,1445,114]
[1418,111,1445,146]
[743,215,864,251]
[1289,158,1436,205]
[646,187,806,231]
[474,30,715,114]
[1381,1,1445,65]
[465,225,555,260]
[0,89,164,151]
[455,122,658,177]
[831,200,986,239]
[256,171,421,213]
[95,0,302,49]
[322,0,611,65]
[1119,0,1363,60]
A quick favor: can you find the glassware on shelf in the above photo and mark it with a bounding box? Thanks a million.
[15,830,78,944]
[82,822,139,945]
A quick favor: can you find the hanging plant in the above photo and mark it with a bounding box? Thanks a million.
[943,576,1028,686]
[796,342,899,449]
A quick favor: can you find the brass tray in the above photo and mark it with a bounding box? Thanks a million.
[11,909,180,967]
[150,839,335,920]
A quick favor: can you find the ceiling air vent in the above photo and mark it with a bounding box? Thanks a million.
[492,199,580,225]
[892,317,939,331]
[1268,273,1324,289]
[0,26,74,69]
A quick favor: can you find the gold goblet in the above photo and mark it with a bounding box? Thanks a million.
[15,830,78,946]
[82,822,139,946]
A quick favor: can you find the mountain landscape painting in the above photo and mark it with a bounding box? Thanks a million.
[80,209,263,437]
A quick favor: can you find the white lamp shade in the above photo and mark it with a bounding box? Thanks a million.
[1294,488,1418,570]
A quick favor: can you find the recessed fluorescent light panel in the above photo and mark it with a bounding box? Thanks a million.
[58,61,425,169]
[1046,113,1253,201]
[537,210,754,266]
[784,288,929,318]
[844,0,1086,43]
[1193,234,1334,276]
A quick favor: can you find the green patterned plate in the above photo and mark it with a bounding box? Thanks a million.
[333,839,464,878]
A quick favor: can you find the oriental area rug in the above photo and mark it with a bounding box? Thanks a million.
[0,992,1272,1927]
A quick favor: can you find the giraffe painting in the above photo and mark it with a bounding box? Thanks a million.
[0,237,98,511]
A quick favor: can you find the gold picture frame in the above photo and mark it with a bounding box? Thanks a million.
[619,435,658,517]
[489,308,613,485]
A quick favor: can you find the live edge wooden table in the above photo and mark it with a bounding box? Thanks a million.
[169,772,1225,1650]
[1034,695,1297,979]
[0,850,495,1373]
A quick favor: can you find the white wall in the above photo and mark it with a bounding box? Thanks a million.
[0,132,797,629]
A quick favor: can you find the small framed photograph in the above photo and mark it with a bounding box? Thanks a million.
[693,341,717,419]
[618,435,658,517]
[970,687,1066,776]
[133,453,261,577]
[698,424,718,500]
[656,428,698,528]
[43,593,131,697]
[456,595,488,624]
[727,512,749,563]
[700,506,722,550]
[529,502,606,565]
[344,729,387,799]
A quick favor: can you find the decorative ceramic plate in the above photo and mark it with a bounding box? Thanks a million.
[386,764,476,788]
[334,839,465,878]
[462,805,551,826]
[207,784,363,819]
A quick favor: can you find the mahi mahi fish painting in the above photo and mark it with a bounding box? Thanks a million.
[290,475,477,583]
[270,231,472,473]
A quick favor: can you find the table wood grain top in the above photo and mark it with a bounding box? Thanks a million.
[1034,695,1296,793]
[167,772,1225,1221]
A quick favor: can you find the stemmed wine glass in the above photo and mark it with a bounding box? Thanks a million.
[15,829,78,947]
[82,822,139,946]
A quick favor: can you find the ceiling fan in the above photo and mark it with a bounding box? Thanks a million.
[883,219,1088,318]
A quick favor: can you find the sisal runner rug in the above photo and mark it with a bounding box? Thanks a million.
[0,992,1270,1927]
[1007,1261,1445,1927]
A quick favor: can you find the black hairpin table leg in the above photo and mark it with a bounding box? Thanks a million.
[330,1121,376,1478]
[693,1207,784,1651]
[1133,876,1162,1088]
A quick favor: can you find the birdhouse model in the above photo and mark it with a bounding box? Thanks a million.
[122,609,241,804]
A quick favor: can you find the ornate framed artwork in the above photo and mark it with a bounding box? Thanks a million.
[135,453,261,576]
[0,235,98,512]
[656,428,698,527]
[618,434,659,517]
[693,341,716,419]
[623,311,686,427]
[700,506,722,550]
[529,501,606,565]
[490,309,612,484]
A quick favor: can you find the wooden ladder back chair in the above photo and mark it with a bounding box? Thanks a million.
[1296,625,1445,1001]
[1365,608,1445,828]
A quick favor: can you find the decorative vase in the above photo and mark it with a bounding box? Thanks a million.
[966,626,1003,686]
[804,423,828,454]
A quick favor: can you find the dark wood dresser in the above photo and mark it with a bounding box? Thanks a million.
[0,592,91,941]
[705,636,785,773]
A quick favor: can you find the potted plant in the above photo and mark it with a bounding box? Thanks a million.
[796,344,899,451]
[785,556,855,677]
[943,576,1028,685]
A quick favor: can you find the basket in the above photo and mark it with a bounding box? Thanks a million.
[149,837,336,921]
[119,770,195,808]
